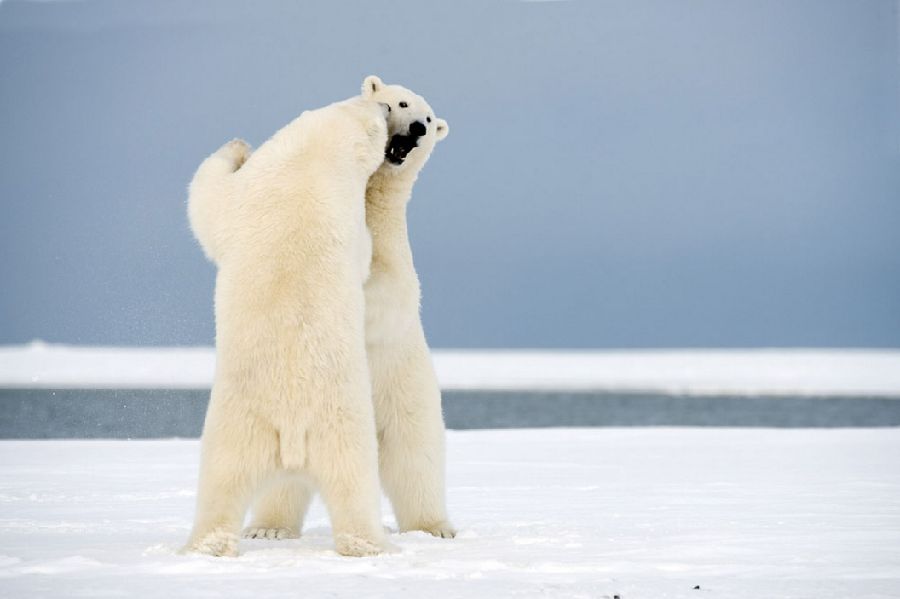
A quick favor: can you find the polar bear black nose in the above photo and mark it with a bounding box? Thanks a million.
[409,121,427,137]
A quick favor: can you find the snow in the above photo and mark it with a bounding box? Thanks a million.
[433,349,900,396]
[1,429,899,598]
[3,342,900,396]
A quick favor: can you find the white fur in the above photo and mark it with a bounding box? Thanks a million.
[246,77,455,540]
[184,89,390,557]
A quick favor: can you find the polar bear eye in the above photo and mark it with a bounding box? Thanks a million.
[399,101,408,108]
[426,116,432,123]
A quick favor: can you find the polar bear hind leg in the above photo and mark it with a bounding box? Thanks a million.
[305,405,386,556]
[184,408,279,557]
[373,336,456,539]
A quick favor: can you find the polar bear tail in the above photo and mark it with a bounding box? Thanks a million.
[187,138,251,264]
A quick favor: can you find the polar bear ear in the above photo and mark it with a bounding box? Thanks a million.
[362,75,383,98]
[434,118,449,141]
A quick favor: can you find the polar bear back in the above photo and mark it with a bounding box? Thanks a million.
[209,97,385,381]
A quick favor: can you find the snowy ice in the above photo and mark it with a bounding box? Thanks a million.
[3,343,900,396]
[1,428,899,598]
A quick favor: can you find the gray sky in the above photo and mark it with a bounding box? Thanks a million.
[1,0,898,348]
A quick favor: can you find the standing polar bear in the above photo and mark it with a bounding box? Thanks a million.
[244,76,456,540]
[184,81,392,557]
[365,77,454,539]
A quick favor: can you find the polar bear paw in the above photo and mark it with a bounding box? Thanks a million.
[183,528,240,557]
[366,111,388,143]
[334,533,384,557]
[242,526,299,540]
[218,138,251,171]
[410,521,457,539]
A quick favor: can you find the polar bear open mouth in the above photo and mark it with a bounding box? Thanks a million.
[385,134,419,165]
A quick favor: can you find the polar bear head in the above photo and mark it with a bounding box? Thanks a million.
[362,75,448,171]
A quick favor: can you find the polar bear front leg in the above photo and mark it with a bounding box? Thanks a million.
[184,407,278,557]
[187,138,251,265]
[372,333,456,539]
[243,477,314,540]
[343,99,390,175]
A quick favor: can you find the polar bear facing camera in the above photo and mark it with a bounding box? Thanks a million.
[246,76,455,540]
[364,77,455,538]
[184,82,390,557]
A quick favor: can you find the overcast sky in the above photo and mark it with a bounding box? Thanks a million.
[1,0,898,348]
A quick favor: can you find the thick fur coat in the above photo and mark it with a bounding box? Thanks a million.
[184,89,389,557]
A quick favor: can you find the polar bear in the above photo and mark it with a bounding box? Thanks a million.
[244,76,455,540]
[183,83,390,557]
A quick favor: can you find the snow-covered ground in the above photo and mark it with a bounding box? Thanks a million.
[2,342,900,396]
[1,429,899,598]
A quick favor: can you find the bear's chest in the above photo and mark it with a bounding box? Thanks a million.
[363,265,419,346]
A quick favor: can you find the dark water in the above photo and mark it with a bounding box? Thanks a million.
[2,389,898,438]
